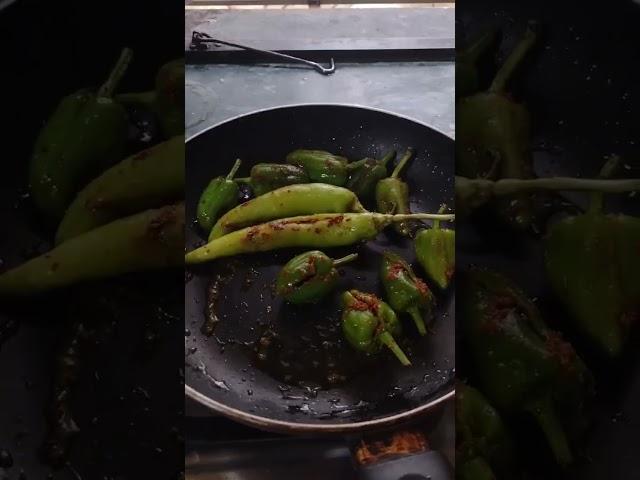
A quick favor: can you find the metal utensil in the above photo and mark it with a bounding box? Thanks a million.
[190,31,336,75]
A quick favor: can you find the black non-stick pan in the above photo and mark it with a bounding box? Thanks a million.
[184,104,455,446]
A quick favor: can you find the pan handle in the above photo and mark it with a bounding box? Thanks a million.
[352,430,453,480]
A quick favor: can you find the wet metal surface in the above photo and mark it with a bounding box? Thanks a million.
[185,62,455,138]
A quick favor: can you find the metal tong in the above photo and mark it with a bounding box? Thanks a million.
[190,31,336,75]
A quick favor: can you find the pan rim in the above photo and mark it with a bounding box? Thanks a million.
[185,384,455,433]
[185,102,455,433]
[185,102,455,144]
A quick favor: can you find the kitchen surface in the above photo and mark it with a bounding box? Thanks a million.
[184,5,455,479]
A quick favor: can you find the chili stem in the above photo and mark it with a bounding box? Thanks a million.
[378,331,411,366]
[460,26,500,65]
[346,159,369,171]
[589,155,620,215]
[385,213,455,222]
[226,159,242,180]
[409,308,427,336]
[433,204,448,230]
[115,90,155,107]
[391,148,415,178]
[489,25,537,93]
[525,396,573,467]
[234,177,251,184]
[456,176,640,195]
[380,149,397,167]
[332,253,358,267]
[98,47,133,99]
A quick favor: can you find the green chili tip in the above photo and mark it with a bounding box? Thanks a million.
[332,253,358,267]
[377,331,412,366]
[391,147,415,178]
[97,47,134,99]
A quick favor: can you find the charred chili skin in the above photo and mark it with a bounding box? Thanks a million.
[236,163,309,197]
[415,209,455,289]
[186,212,455,264]
[380,251,434,336]
[459,268,594,467]
[197,159,242,233]
[208,183,367,241]
[456,382,514,479]
[276,251,357,304]
[341,290,411,366]
[346,150,395,198]
[286,149,363,186]
[56,135,185,244]
[375,148,415,236]
[544,160,640,357]
[456,26,537,231]
[30,48,133,220]
[0,203,184,296]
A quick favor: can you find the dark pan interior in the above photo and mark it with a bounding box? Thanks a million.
[185,105,455,429]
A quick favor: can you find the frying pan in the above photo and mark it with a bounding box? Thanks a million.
[184,104,455,475]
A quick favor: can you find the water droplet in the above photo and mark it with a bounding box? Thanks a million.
[611,411,625,423]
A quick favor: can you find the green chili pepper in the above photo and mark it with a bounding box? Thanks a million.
[457,27,500,99]
[208,183,367,241]
[456,25,537,230]
[0,204,184,296]
[545,159,640,357]
[286,149,363,186]
[56,135,185,244]
[116,59,184,137]
[415,206,455,289]
[235,163,309,197]
[459,268,594,467]
[341,289,411,366]
[380,251,434,336]
[456,382,514,479]
[186,212,455,265]
[276,251,358,304]
[29,48,133,220]
[197,159,242,233]
[375,148,415,235]
[346,150,396,198]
